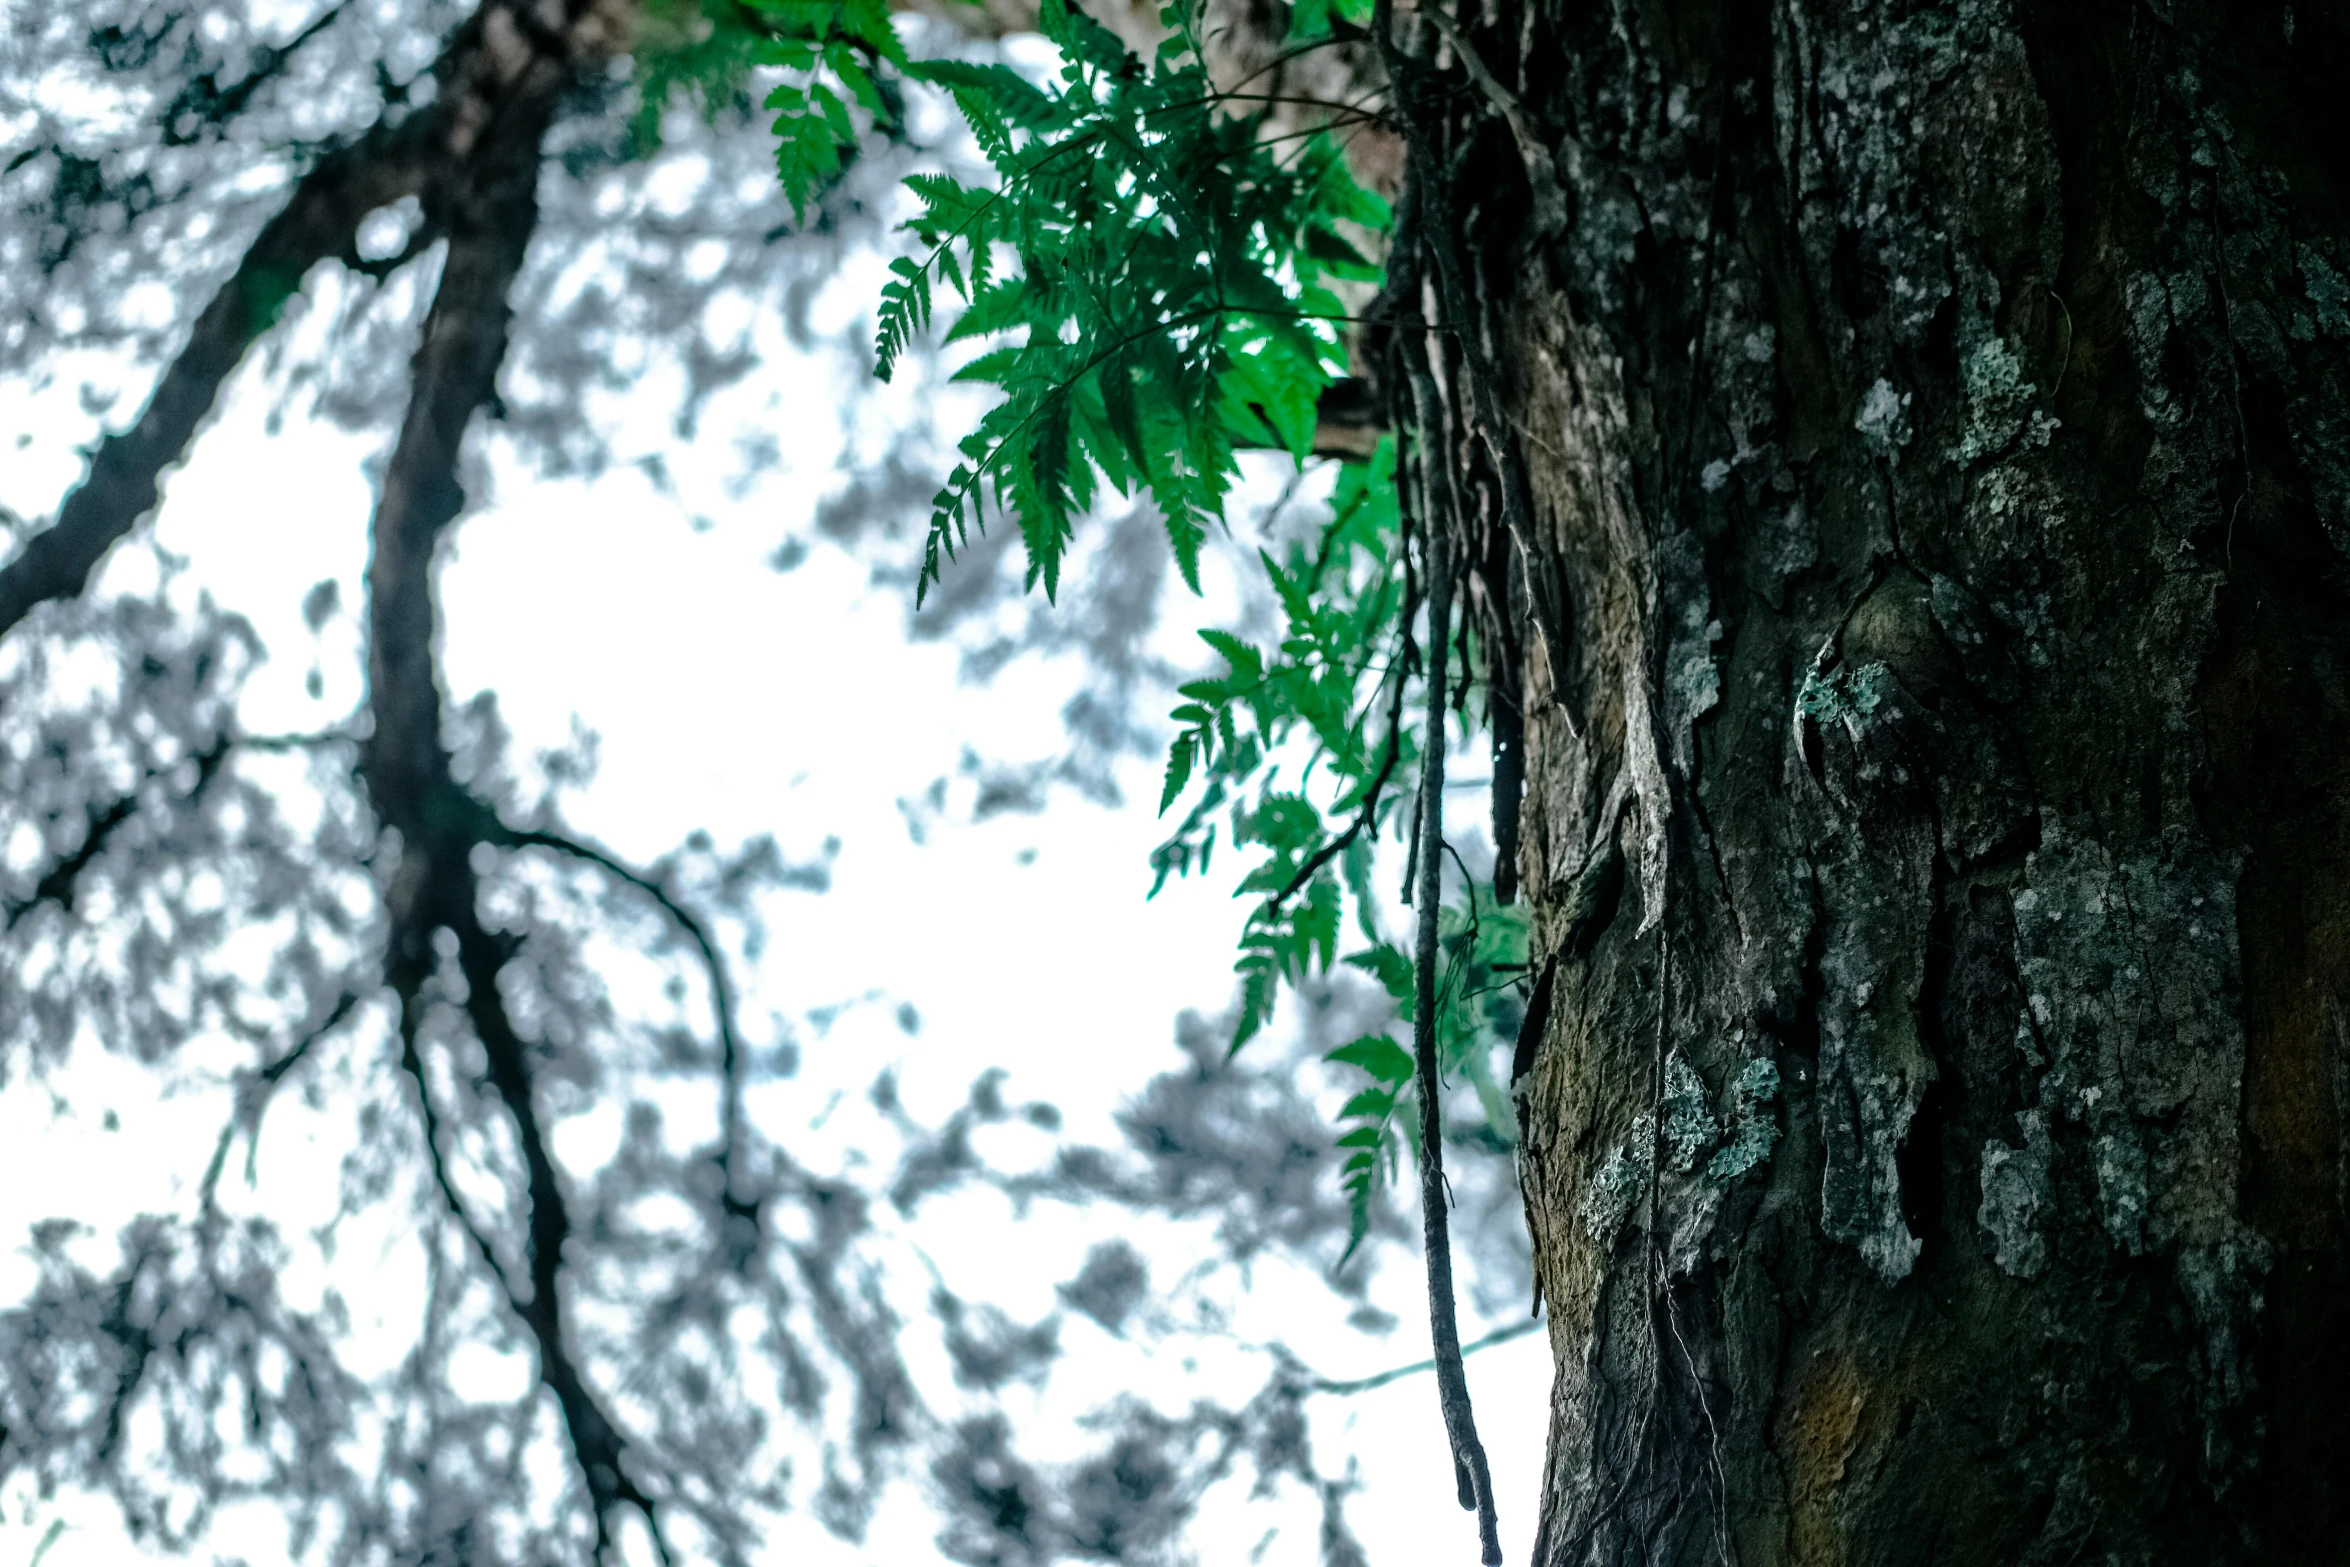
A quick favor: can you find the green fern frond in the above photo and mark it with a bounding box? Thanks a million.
[777,0,1520,1230]
[870,2,1376,605]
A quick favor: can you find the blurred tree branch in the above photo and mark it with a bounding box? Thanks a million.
[347,8,684,1553]
[0,0,627,644]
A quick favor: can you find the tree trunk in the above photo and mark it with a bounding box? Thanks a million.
[1460,2,2350,1560]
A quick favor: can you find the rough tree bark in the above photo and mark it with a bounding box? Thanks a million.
[1401,0,2350,1559]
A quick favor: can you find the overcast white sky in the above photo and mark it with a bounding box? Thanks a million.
[0,169,1551,1567]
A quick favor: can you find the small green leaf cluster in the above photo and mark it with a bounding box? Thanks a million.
[1325,894,1525,1250]
[1149,448,1407,1050]
[1145,449,1527,1245]
[1285,0,1375,41]
[875,0,1385,600]
[628,0,771,149]
[630,0,904,213]
[755,0,905,215]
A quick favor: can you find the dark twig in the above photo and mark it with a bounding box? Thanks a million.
[498,824,755,1221]
[397,1004,522,1307]
[451,908,676,1566]
[5,734,231,929]
[1306,1318,1542,1397]
[160,2,353,146]
[200,990,363,1210]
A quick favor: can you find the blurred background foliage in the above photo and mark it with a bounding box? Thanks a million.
[0,3,1534,1563]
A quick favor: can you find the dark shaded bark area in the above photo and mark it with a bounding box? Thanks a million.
[1438,0,2350,1560]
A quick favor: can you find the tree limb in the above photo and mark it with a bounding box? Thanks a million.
[349,7,677,1558]
[0,0,626,646]
[0,121,425,640]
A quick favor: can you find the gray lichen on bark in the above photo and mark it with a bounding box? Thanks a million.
[2011,820,2246,1259]
[1975,1105,2052,1277]
[1797,652,1939,1284]
[1475,0,2349,1558]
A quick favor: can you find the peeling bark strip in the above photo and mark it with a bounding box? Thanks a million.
[1421,0,2350,1560]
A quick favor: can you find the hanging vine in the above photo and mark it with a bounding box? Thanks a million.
[758,0,1557,1556]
